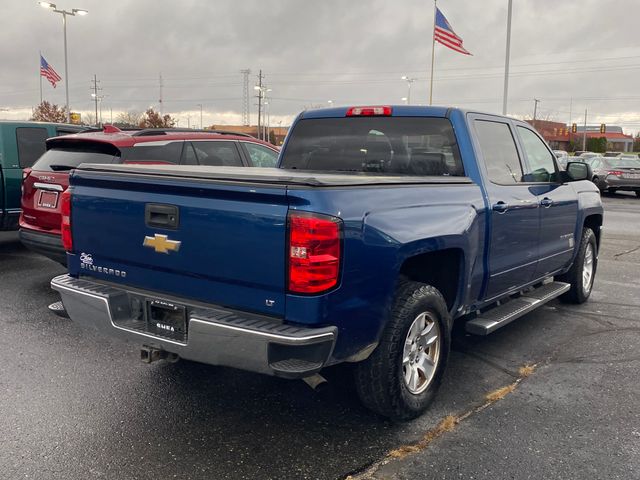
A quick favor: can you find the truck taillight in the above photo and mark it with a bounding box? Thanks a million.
[288,212,342,294]
[60,189,73,252]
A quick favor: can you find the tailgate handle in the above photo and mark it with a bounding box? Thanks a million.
[146,204,179,229]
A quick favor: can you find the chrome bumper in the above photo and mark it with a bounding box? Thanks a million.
[51,274,337,378]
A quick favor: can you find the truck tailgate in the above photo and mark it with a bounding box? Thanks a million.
[68,169,288,316]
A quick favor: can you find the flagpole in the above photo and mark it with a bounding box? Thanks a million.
[429,0,437,105]
[502,0,513,115]
[39,51,43,105]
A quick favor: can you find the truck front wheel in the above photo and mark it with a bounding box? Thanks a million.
[558,227,597,304]
[354,281,451,421]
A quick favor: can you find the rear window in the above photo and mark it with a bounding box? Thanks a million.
[610,158,640,168]
[32,146,118,172]
[280,117,464,176]
[16,127,49,168]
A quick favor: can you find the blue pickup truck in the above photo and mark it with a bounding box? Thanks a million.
[52,106,603,420]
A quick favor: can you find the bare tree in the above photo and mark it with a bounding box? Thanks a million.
[138,108,175,128]
[115,111,141,127]
[31,101,66,123]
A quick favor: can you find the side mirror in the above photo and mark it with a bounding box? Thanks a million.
[565,161,592,181]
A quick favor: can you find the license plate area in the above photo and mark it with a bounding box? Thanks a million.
[146,300,187,342]
[623,173,640,179]
[38,190,59,209]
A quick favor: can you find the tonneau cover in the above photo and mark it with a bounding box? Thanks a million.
[75,164,473,187]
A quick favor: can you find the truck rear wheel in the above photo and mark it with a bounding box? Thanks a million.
[558,227,597,304]
[354,281,450,420]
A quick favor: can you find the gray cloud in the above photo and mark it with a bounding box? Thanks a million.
[1,0,639,133]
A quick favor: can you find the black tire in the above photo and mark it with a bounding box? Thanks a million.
[608,188,617,194]
[635,191,640,198]
[354,281,451,421]
[558,228,597,304]
[592,177,604,192]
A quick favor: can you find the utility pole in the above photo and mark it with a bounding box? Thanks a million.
[159,73,163,115]
[241,69,251,126]
[90,74,101,126]
[568,97,572,127]
[533,98,540,122]
[582,108,588,151]
[256,70,263,140]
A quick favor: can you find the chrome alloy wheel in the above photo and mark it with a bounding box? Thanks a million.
[583,242,595,293]
[402,312,441,395]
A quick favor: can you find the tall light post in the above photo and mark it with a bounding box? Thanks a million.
[38,2,88,124]
[401,76,416,105]
[196,103,203,129]
[253,84,271,140]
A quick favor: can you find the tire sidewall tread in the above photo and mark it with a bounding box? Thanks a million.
[355,280,451,421]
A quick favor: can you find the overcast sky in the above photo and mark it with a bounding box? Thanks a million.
[1,0,639,133]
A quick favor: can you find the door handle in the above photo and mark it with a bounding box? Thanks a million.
[145,203,179,229]
[540,197,553,208]
[492,201,509,213]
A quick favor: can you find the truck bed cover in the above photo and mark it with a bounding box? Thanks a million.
[75,164,473,187]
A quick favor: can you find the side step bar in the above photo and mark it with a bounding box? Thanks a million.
[465,281,570,335]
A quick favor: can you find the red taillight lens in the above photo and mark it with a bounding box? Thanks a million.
[346,106,392,117]
[60,189,73,252]
[288,212,342,294]
[607,170,623,176]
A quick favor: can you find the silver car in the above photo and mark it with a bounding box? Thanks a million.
[582,156,640,196]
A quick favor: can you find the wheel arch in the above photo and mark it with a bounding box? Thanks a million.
[583,213,603,248]
[398,248,465,315]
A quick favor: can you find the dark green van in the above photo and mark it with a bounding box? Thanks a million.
[0,121,86,230]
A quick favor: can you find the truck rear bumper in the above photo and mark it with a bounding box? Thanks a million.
[51,274,337,379]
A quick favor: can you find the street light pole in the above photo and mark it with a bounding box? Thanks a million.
[62,11,69,123]
[401,76,415,105]
[197,104,203,129]
[38,3,88,124]
[502,0,513,115]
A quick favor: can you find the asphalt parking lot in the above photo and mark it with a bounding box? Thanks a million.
[1,193,638,480]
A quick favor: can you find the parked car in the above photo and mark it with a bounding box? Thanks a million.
[582,155,640,196]
[52,106,602,420]
[20,126,279,263]
[0,121,86,231]
[578,152,599,160]
[553,150,569,168]
[573,150,592,157]
[617,153,639,160]
[603,151,621,157]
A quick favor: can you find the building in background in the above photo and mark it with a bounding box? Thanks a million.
[573,125,633,152]
[526,120,570,150]
[527,120,634,152]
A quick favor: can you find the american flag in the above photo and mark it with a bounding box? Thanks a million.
[434,7,472,55]
[40,55,62,88]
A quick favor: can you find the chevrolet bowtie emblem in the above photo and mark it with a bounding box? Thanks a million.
[143,234,181,254]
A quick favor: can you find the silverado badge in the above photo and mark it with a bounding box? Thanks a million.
[143,234,181,254]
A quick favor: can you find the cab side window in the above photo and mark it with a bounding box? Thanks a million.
[474,120,523,184]
[517,126,558,183]
[16,127,49,168]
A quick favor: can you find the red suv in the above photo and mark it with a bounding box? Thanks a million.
[19,126,280,264]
